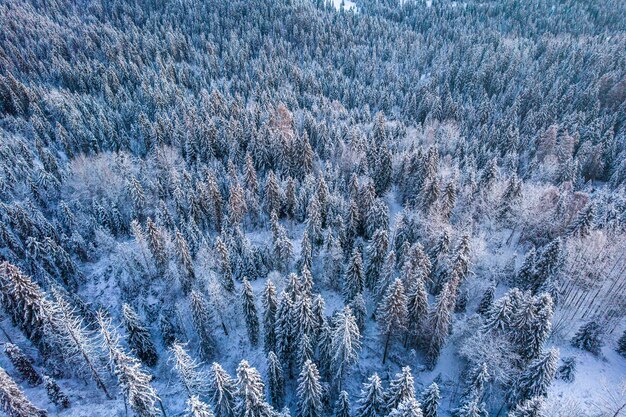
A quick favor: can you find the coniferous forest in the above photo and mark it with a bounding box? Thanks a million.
[0,0,625,416]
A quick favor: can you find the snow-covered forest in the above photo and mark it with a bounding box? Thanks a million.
[0,0,625,416]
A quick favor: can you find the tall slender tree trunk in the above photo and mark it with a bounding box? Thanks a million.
[382,332,391,364]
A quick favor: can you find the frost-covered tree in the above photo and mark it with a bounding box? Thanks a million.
[208,362,237,417]
[387,398,423,417]
[405,273,428,348]
[122,304,158,367]
[215,237,235,292]
[170,342,207,398]
[556,357,576,383]
[0,366,47,417]
[420,382,440,417]
[509,348,558,405]
[354,373,383,417]
[189,290,217,360]
[507,397,545,417]
[365,228,389,290]
[235,360,273,417]
[330,306,361,391]
[336,390,351,417]
[476,286,495,315]
[275,291,295,371]
[425,283,455,369]
[43,375,70,409]
[384,367,416,413]
[297,359,323,417]
[98,313,160,417]
[344,249,364,303]
[377,278,407,364]
[262,279,278,353]
[267,351,285,408]
[242,278,260,346]
[3,343,42,386]
[186,396,215,417]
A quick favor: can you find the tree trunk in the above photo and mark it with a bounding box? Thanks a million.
[382,332,391,365]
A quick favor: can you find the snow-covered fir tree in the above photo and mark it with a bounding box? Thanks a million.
[297,359,323,417]
[354,373,384,417]
[420,382,440,417]
[241,278,260,346]
[384,367,416,413]
[43,375,70,409]
[122,303,158,367]
[3,343,42,386]
[335,390,351,417]
[207,362,237,417]
[377,278,408,364]
[0,366,47,417]
[266,351,285,408]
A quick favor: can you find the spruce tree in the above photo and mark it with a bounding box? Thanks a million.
[43,375,70,409]
[425,283,455,369]
[187,396,215,417]
[420,382,440,417]
[215,237,235,292]
[189,290,217,360]
[507,397,545,417]
[354,373,383,417]
[365,228,389,290]
[344,249,364,303]
[330,306,361,391]
[262,279,278,353]
[387,398,423,417]
[297,359,323,417]
[336,390,351,417]
[570,321,603,356]
[0,366,47,417]
[267,351,285,408]
[453,399,482,417]
[3,343,42,386]
[275,291,295,372]
[556,357,576,383]
[242,278,260,346]
[235,360,273,417]
[122,304,158,367]
[405,273,428,348]
[349,293,367,332]
[377,278,408,364]
[384,367,416,413]
[170,342,207,398]
[476,286,495,315]
[208,362,237,417]
[510,348,558,405]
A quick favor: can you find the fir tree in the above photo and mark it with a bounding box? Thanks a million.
[98,313,160,417]
[420,382,440,417]
[267,351,285,408]
[187,396,215,417]
[336,390,351,417]
[365,228,389,290]
[384,367,416,413]
[170,342,207,398]
[159,305,184,347]
[377,278,408,364]
[175,230,196,293]
[425,283,455,369]
[262,279,278,353]
[297,359,323,417]
[242,278,260,346]
[122,304,158,367]
[507,397,545,417]
[349,293,367,332]
[3,343,42,386]
[330,306,361,391]
[405,273,428,348]
[297,333,314,372]
[453,399,482,417]
[510,348,558,405]
[215,237,235,292]
[570,321,603,356]
[208,362,237,417]
[43,375,70,409]
[189,290,217,360]
[344,249,364,303]
[0,366,47,417]
[275,291,295,372]
[354,373,383,417]
[476,286,495,315]
[387,398,423,417]
[567,204,595,238]
[235,360,273,417]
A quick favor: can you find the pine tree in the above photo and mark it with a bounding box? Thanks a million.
[208,362,237,417]
[556,357,576,383]
[344,249,364,303]
[453,399,482,417]
[531,240,562,293]
[507,397,545,417]
[354,373,383,417]
[146,217,168,272]
[275,291,295,372]
[43,375,70,409]
[186,396,215,417]
[159,305,184,347]
[405,273,428,348]
[570,321,603,356]
[265,171,282,218]
[294,293,317,344]
[262,279,278,353]
[189,290,217,360]
[170,342,207,398]
[425,283,455,369]
[235,360,273,417]
[3,343,42,386]
[384,367,416,413]
[242,278,260,346]
[0,366,47,417]
[122,304,158,367]
[567,204,595,238]
[98,313,160,417]
[420,382,440,417]
[349,293,367,332]
[510,348,558,405]
[457,363,489,410]
[377,278,408,364]
[297,333,314,372]
[365,228,389,290]
[297,359,323,417]
[267,351,285,408]
[175,230,196,293]
[330,306,361,391]
[336,390,351,417]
